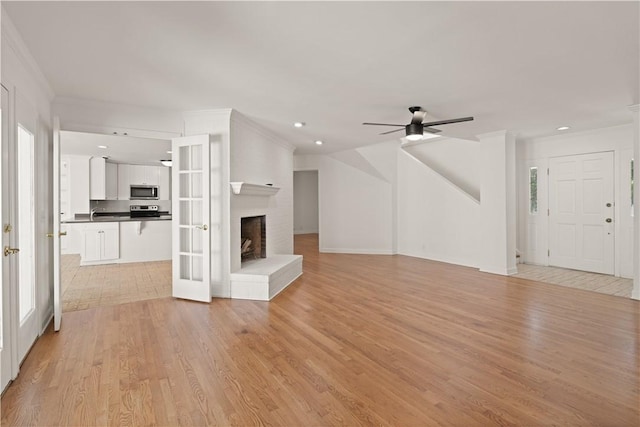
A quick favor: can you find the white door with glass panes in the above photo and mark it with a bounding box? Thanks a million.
[172,135,211,302]
[15,95,39,364]
[1,84,15,392]
[548,152,615,274]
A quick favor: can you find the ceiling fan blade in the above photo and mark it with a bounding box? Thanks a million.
[379,128,406,135]
[421,116,474,127]
[423,127,442,134]
[362,122,405,127]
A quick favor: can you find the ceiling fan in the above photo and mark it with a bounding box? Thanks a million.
[363,106,474,141]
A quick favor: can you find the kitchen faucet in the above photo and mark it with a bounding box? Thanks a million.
[90,207,103,221]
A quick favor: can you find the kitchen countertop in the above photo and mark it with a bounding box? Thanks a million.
[62,213,172,224]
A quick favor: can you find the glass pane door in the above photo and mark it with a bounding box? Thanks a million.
[172,135,210,302]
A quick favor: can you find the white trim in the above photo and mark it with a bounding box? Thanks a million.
[320,247,395,255]
[0,10,55,100]
[230,182,280,196]
[398,251,480,270]
[480,266,519,276]
[60,122,180,140]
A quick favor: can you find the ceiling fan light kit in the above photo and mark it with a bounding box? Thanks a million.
[405,123,425,140]
[363,106,474,140]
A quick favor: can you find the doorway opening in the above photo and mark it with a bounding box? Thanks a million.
[58,131,173,312]
[293,170,319,253]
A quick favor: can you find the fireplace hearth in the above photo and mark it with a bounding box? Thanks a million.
[241,215,266,262]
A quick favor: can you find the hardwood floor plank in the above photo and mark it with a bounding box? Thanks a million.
[2,234,638,426]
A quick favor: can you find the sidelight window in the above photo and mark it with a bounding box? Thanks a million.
[529,167,538,215]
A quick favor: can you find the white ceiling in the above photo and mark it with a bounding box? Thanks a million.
[4,1,639,154]
[61,131,171,166]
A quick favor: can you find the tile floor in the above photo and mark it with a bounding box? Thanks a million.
[513,263,633,298]
[61,254,171,312]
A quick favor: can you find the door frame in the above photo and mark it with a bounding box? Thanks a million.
[522,149,625,277]
[547,150,615,274]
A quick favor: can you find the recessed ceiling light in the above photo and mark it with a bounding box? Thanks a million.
[294,122,305,128]
[315,140,323,145]
[98,145,108,149]
[557,126,570,131]
[166,150,172,154]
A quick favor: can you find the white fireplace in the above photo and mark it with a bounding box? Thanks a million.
[241,215,266,262]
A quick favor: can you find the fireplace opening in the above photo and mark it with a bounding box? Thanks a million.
[241,215,266,262]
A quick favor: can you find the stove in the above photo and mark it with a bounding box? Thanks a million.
[130,205,160,218]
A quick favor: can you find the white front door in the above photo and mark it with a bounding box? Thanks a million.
[172,135,211,302]
[549,151,615,274]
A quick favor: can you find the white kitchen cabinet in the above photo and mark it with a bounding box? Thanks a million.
[129,165,159,186]
[159,167,170,200]
[106,162,118,200]
[90,157,106,200]
[90,158,118,200]
[117,164,130,200]
[62,155,90,217]
[81,222,120,265]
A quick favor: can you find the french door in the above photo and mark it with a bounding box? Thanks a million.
[1,85,15,392]
[172,135,211,302]
[548,151,615,274]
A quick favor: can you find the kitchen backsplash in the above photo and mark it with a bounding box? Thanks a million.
[90,200,172,213]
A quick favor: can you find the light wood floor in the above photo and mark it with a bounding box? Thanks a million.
[62,255,171,312]
[514,263,633,298]
[2,234,638,426]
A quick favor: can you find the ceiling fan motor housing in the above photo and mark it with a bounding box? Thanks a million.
[406,123,424,137]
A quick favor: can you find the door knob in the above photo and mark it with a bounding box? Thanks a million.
[195,224,208,231]
[4,246,19,257]
[605,218,612,223]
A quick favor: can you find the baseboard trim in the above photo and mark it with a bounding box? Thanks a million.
[320,247,395,255]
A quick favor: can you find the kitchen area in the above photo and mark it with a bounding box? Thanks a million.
[59,131,173,311]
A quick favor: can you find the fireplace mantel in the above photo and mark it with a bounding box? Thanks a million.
[230,182,280,196]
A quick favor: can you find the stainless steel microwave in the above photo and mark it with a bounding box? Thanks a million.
[130,185,159,200]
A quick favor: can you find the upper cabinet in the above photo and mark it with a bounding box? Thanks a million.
[89,157,118,200]
[106,163,118,200]
[61,155,90,219]
[129,165,159,186]
[159,167,171,200]
[117,164,130,200]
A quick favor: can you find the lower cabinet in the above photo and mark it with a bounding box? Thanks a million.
[81,222,119,264]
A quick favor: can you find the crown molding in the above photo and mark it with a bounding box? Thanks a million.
[1,8,55,100]
[230,110,296,152]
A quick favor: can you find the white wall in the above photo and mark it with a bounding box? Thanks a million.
[403,137,481,202]
[295,140,485,264]
[296,143,396,255]
[293,171,319,234]
[518,124,634,278]
[2,10,55,331]
[397,148,482,268]
[53,97,183,139]
[229,111,295,271]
